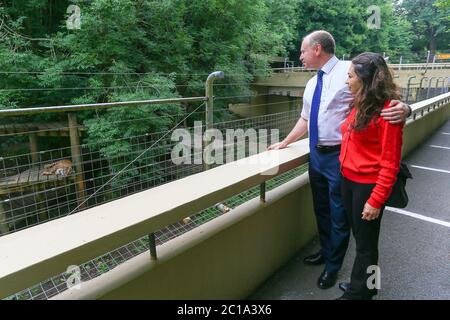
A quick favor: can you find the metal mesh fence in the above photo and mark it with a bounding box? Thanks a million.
[0,97,304,299]
[401,77,449,104]
[5,163,308,300]
[1,75,447,235]
[2,76,448,300]
[0,104,299,235]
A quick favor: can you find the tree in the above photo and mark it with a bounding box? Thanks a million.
[292,0,364,59]
[0,0,301,194]
[397,0,449,56]
[290,0,417,61]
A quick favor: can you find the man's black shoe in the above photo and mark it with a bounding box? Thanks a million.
[303,251,324,265]
[317,270,337,289]
[339,282,350,292]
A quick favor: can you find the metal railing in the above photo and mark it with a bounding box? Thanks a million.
[0,67,448,236]
[0,75,305,300]
[408,92,450,122]
[389,63,450,71]
[0,71,447,238]
[0,107,296,237]
[0,72,232,236]
[272,63,450,73]
[402,76,449,104]
[0,116,306,298]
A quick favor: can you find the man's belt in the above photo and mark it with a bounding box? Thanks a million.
[315,144,341,153]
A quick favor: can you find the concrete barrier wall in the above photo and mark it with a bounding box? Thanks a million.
[403,102,450,157]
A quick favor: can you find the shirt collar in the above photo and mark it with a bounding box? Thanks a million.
[320,55,339,75]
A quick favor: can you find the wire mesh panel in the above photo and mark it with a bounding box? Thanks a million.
[0,104,300,236]
[0,93,304,300]
[5,163,308,300]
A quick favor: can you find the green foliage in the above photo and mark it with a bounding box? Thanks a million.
[293,0,366,58]
[396,0,449,54]
[0,0,447,193]
[84,74,181,189]
[435,0,450,18]
[0,0,301,190]
[291,0,447,62]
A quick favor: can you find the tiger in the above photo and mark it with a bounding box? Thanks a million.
[42,159,73,177]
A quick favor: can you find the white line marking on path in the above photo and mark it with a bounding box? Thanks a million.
[442,132,450,135]
[429,145,450,150]
[410,165,450,174]
[386,207,450,228]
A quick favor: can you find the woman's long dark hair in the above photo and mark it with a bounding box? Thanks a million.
[351,52,401,130]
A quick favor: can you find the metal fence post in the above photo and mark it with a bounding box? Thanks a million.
[405,76,416,104]
[418,77,429,102]
[260,182,266,202]
[68,113,86,210]
[426,77,436,99]
[204,71,224,171]
[148,233,157,260]
[28,133,39,165]
[436,77,444,95]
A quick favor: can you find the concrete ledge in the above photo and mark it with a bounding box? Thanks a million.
[403,95,450,156]
[0,139,309,298]
[54,174,316,299]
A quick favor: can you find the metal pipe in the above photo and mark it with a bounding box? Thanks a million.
[442,78,447,94]
[418,77,429,102]
[0,96,207,117]
[68,113,86,210]
[28,133,39,165]
[436,77,444,93]
[405,76,416,104]
[260,182,266,203]
[426,77,436,99]
[148,233,157,260]
[204,71,224,171]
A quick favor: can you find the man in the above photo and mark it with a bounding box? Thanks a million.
[268,30,410,290]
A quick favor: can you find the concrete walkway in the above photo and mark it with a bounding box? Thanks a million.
[249,120,450,300]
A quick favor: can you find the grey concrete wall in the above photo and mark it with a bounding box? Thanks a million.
[403,102,450,157]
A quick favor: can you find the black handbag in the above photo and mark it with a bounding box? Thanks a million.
[385,162,413,208]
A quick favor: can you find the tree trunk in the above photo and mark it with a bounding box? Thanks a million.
[429,26,437,55]
[429,37,437,55]
[48,0,53,33]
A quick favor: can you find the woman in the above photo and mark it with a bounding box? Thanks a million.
[338,52,403,300]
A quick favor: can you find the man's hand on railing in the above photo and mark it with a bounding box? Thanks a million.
[267,141,288,150]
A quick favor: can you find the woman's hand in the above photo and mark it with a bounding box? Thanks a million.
[362,202,381,221]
